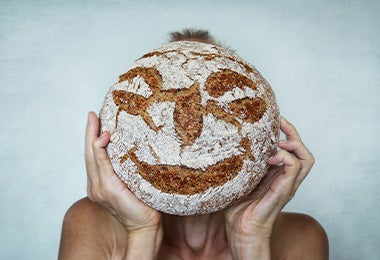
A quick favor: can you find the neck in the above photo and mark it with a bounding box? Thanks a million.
[162,211,228,258]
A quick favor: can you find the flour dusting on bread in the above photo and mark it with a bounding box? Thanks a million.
[100,41,280,215]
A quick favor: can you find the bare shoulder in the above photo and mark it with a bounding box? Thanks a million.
[271,212,329,260]
[58,200,328,259]
[58,198,128,260]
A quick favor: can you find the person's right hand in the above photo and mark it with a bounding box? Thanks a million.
[85,111,163,259]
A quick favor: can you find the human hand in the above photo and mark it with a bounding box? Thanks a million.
[85,112,163,259]
[225,117,315,259]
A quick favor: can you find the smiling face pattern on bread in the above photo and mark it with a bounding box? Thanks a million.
[100,41,280,215]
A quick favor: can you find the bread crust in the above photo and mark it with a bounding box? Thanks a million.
[100,41,280,215]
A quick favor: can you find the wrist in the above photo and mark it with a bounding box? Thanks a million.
[230,235,271,260]
[125,227,163,260]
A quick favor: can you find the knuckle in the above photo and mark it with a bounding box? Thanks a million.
[92,139,98,150]
[310,154,316,165]
[293,139,303,148]
[277,149,287,158]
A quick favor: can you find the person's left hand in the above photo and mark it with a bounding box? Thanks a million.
[225,117,315,259]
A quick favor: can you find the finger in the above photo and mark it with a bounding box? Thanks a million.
[279,139,313,162]
[268,149,303,195]
[258,151,301,220]
[267,149,301,172]
[267,150,301,195]
[280,117,301,141]
[92,131,114,178]
[91,132,147,209]
[85,112,100,153]
[85,112,99,181]
[278,140,315,190]
[85,112,99,160]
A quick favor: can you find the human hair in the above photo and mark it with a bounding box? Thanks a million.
[169,28,217,45]
[169,28,234,52]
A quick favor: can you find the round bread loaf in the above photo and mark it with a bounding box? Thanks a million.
[99,41,280,215]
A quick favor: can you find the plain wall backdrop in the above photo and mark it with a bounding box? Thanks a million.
[0,0,379,259]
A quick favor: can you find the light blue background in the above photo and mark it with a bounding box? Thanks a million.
[1,0,379,259]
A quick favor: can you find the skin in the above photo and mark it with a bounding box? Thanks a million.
[58,112,328,259]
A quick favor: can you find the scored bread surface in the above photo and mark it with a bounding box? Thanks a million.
[100,41,280,215]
